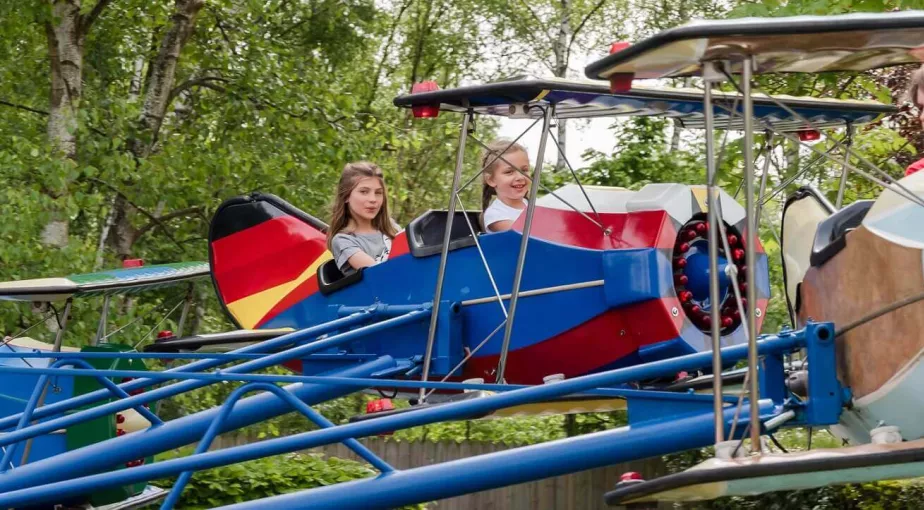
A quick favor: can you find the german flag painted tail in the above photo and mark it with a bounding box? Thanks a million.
[208,193,332,330]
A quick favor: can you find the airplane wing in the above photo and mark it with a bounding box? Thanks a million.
[0,261,210,302]
[604,439,924,505]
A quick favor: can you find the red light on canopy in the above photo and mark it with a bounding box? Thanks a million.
[797,129,821,142]
[620,471,643,482]
[411,81,440,119]
[122,258,143,268]
[157,330,174,339]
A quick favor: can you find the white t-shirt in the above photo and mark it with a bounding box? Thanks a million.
[483,198,526,230]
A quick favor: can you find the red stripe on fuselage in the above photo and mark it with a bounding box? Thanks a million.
[390,232,410,259]
[256,275,321,328]
[462,297,682,385]
[211,216,327,304]
[512,208,675,250]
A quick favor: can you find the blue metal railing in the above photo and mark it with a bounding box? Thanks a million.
[0,308,388,432]
[0,309,431,450]
[0,358,164,471]
[0,323,833,507]
[160,382,394,510]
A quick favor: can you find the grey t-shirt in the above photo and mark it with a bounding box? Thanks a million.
[331,231,390,275]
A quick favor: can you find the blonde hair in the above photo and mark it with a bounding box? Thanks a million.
[907,64,924,106]
[480,139,528,213]
[326,161,398,251]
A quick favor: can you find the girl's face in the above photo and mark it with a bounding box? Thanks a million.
[347,176,384,223]
[485,150,530,203]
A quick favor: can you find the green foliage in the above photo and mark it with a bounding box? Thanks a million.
[573,117,705,189]
[150,448,426,509]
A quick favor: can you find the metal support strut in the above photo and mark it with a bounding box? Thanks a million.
[496,105,555,384]
[702,69,724,447]
[742,58,762,455]
[420,111,472,402]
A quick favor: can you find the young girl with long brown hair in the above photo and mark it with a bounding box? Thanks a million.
[327,161,399,275]
[480,139,531,232]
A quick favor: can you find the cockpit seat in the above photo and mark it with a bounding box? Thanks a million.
[317,258,363,296]
[407,210,484,258]
[810,199,875,268]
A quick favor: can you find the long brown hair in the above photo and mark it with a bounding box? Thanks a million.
[326,161,398,251]
[907,64,924,106]
[480,139,528,213]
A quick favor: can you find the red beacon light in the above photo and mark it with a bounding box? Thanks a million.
[797,129,821,142]
[122,258,143,268]
[157,330,174,341]
[411,81,440,119]
[607,42,634,93]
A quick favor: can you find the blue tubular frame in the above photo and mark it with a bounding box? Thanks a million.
[0,358,164,471]
[0,355,399,497]
[0,308,388,432]
[0,309,430,450]
[221,401,780,510]
[0,365,743,402]
[160,382,393,510]
[0,324,838,507]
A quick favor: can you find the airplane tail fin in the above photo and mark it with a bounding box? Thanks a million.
[209,193,331,329]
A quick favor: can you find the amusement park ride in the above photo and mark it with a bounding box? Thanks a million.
[0,10,922,510]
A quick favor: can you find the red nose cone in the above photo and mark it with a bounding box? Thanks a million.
[122,258,143,268]
[798,129,821,142]
[411,81,440,118]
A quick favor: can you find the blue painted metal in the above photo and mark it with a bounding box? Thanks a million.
[801,322,843,425]
[161,382,394,510]
[336,303,431,317]
[0,310,380,432]
[0,366,744,402]
[602,249,671,307]
[0,358,164,472]
[683,240,730,304]
[0,310,427,449]
[0,328,810,505]
[0,355,398,496]
[0,351,273,361]
[263,232,631,361]
[216,401,782,510]
[759,339,787,405]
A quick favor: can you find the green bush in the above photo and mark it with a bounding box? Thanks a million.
[150,448,426,509]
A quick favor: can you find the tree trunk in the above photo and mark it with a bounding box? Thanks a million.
[553,0,571,170]
[130,0,206,159]
[43,0,85,247]
[111,0,204,261]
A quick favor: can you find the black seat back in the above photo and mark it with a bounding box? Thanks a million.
[810,199,874,268]
[407,210,484,258]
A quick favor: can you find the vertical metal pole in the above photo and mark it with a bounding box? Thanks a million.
[20,298,72,466]
[742,58,762,454]
[754,132,774,222]
[703,73,725,447]
[93,295,110,346]
[835,122,854,209]
[419,111,472,402]
[495,106,554,384]
[176,285,194,338]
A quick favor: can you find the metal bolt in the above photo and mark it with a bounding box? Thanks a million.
[756,308,762,318]
[671,307,679,317]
